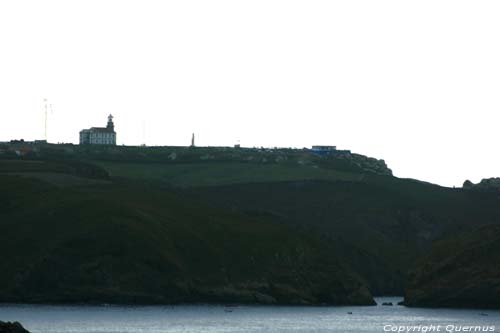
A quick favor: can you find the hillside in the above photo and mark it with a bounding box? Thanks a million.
[2,143,500,308]
[0,170,373,305]
[1,142,391,186]
[190,177,500,296]
[404,225,500,308]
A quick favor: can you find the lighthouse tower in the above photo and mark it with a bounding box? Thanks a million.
[107,114,115,131]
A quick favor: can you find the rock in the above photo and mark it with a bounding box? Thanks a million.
[0,321,31,333]
[382,302,393,306]
[463,179,474,189]
[253,292,277,304]
[346,285,377,306]
[463,178,500,192]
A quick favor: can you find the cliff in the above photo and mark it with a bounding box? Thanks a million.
[404,225,500,308]
[2,147,500,308]
[0,173,374,305]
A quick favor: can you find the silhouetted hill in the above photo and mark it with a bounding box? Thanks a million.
[0,321,30,333]
[463,178,500,192]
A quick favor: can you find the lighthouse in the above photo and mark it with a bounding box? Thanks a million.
[107,114,114,131]
[79,115,117,145]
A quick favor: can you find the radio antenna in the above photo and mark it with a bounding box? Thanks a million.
[44,98,48,141]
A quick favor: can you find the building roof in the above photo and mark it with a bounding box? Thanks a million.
[80,127,115,134]
[312,145,336,150]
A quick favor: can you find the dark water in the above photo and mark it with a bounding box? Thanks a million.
[0,298,498,333]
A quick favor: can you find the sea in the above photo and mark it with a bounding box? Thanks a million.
[0,297,499,333]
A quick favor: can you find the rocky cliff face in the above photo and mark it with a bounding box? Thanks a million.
[331,153,392,176]
[404,225,500,308]
[0,174,375,306]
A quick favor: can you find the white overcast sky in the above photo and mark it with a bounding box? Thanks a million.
[1,1,499,187]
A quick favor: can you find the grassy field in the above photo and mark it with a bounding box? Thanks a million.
[94,161,363,187]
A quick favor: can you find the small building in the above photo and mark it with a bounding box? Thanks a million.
[311,145,337,153]
[80,115,117,145]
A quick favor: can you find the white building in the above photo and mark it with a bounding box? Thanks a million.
[80,115,117,145]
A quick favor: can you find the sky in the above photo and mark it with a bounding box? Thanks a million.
[1,1,499,187]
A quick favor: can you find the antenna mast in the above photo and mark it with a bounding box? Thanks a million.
[44,98,48,141]
[142,120,146,146]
